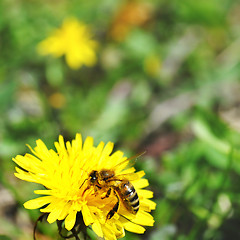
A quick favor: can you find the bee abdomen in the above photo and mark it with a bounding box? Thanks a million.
[119,181,139,214]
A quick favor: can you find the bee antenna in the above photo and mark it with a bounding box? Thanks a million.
[79,178,88,189]
[77,167,90,189]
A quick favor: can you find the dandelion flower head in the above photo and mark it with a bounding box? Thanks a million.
[13,134,156,239]
[37,18,97,69]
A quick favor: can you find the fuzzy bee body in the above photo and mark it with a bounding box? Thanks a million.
[116,180,139,214]
[87,169,139,219]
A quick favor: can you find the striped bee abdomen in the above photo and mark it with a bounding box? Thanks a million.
[118,180,139,214]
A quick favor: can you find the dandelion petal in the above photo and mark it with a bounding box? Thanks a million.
[24,196,54,209]
[92,221,103,238]
[82,205,94,226]
[123,221,145,234]
[65,210,77,230]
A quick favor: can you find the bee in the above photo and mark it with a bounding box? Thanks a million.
[82,152,145,220]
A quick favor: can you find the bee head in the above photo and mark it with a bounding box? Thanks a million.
[89,170,98,184]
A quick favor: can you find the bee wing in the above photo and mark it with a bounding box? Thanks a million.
[112,151,146,171]
[115,172,143,181]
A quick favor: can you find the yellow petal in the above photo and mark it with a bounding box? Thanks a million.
[83,136,94,152]
[92,221,103,238]
[120,167,135,175]
[98,142,114,167]
[82,205,94,226]
[132,210,155,226]
[40,200,58,212]
[34,139,51,160]
[13,154,42,173]
[113,220,125,238]
[102,142,114,157]
[72,133,82,152]
[58,135,66,153]
[34,189,55,195]
[94,141,105,160]
[66,141,72,155]
[138,189,154,199]
[47,208,62,223]
[14,169,39,183]
[133,178,149,188]
[24,196,54,209]
[139,204,151,212]
[136,170,145,178]
[140,198,156,210]
[123,221,145,234]
[109,151,124,166]
[58,202,72,220]
[65,210,77,230]
[102,225,117,240]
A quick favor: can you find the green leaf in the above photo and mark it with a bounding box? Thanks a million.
[192,118,230,154]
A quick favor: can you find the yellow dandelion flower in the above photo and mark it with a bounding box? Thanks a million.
[37,18,98,69]
[13,134,156,240]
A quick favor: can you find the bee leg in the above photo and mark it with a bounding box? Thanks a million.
[107,191,120,220]
[101,187,112,199]
[82,186,90,195]
[94,185,101,195]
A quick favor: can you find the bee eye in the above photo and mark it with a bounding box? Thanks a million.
[90,171,97,181]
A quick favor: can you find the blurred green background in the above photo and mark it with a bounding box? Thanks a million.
[1,0,240,239]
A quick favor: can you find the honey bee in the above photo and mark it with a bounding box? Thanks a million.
[82,152,145,220]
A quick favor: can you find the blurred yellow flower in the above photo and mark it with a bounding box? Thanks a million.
[13,134,156,240]
[37,18,98,69]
